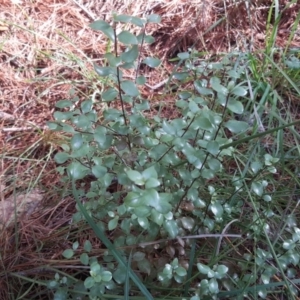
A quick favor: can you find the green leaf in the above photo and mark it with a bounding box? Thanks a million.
[133,252,146,262]
[147,14,161,23]
[121,45,139,63]
[138,217,149,229]
[71,133,83,150]
[104,53,122,67]
[230,86,247,96]
[177,52,190,60]
[151,210,164,226]
[224,120,249,133]
[73,241,79,250]
[206,141,219,155]
[138,258,151,275]
[208,278,219,293]
[108,217,119,230]
[218,93,244,114]
[131,16,146,27]
[90,261,101,275]
[113,14,132,23]
[89,20,115,41]
[55,100,73,108]
[211,202,224,217]
[193,116,214,131]
[124,192,143,207]
[53,111,73,121]
[134,206,151,218]
[101,271,112,282]
[162,264,172,276]
[114,14,146,27]
[118,31,138,45]
[94,126,107,145]
[201,168,215,180]
[113,265,127,284]
[84,240,92,252]
[81,99,93,113]
[137,33,155,44]
[175,266,187,277]
[121,80,140,97]
[210,77,228,95]
[54,152,69,164]
[173,71,189,80]
[228,69,241,78]
[162,120,176,135]
[67,162,89,180]
[215,265,228,278]
[207,158,221,172]
[132,76,145,87]
[142,166,158,180]
[47,121,59,130]
[92,165,107,178]
[189,100,200,113]
[227,98,244,114]
[80,253,89,265]
[179,92,192,100]
[62,249,74,259]
[150,191,172,214]
[102,88,118,101]
[142,57,161,68]
[181,217,195,231]
[94,64,116,77]
[126,169,144,185]
[251,181,264,196]
[62,124,75,134]
[164,220,179,238]
[72,115,92,129]
[197,263,211,275]
[84,277,95,289]
[145,178,160,189]
[194,80,213,95]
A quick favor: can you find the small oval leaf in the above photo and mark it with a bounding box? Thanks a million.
[102,88,118,101]
[118,31,138,44]
[90,20,115,41]
[121,45,139,63]
[143,57,161,68]
[62,249,74,259]
[121,80,140,97]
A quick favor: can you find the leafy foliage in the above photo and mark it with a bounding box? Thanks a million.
[48,12,300,300]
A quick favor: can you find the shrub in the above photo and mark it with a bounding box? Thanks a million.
[48,13,300,300]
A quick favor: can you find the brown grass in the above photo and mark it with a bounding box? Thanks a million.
[0,0,300,297]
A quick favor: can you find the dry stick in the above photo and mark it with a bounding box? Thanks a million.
[2,126,47,132]
[145,78,169,90]
[137,233,242,248]
[0,111,15,122]
[215,219,240,257]
[71,0,96,20]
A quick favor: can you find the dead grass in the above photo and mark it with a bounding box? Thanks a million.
[0,0,300,298]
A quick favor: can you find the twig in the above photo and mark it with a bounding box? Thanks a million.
[2,126,47,132]
[71,0,96,20]
[137,233,242,248]
[145,78,169,90]
[0,111,15,122]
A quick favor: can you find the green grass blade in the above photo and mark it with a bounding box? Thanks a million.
[220,119,300,150]
[125,250,133,300]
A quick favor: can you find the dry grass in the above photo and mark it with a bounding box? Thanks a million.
[0,0,300,298]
